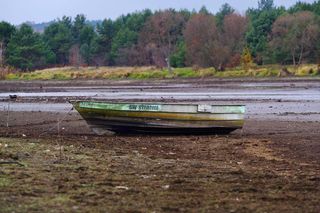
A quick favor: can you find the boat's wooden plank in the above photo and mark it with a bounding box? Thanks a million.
[84,117,243,128]
[78,108,244,121]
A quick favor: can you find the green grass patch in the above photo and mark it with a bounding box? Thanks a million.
[5,73,20,80]
[128,70,169,79]
[48,194,72,204]
[52,73,72,80]
[0,176,11,188]
[174,68,197,78]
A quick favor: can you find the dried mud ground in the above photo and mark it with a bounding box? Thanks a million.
[0,78,320,212]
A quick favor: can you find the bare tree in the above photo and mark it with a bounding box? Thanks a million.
[0,42,3,66]
[185,13,232,70]
[69,44,83,68]
[270,11,320,65]
[223,13,248,57]
[139,10,185,70]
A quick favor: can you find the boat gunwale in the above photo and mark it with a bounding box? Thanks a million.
[71,100,246,107]
[72,100,246,114]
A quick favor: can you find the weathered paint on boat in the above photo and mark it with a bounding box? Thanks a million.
[73,101,245,135]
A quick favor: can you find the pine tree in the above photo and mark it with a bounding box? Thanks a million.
[6,24,55,70]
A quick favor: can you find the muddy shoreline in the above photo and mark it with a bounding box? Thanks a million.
[0,78,320,212]
[1,77,320,92]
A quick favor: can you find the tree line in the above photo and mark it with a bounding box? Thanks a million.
[1,0,320,71]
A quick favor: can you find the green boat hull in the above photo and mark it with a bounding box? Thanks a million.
[73,101,245,135]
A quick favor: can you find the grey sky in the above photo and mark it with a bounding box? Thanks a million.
[1,0,316,24]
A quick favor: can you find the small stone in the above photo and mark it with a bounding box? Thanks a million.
[115,186,129,190]
[162,185,170,190]
[72,206,79,210]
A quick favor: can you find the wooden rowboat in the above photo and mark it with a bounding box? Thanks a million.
[73,101,245,135]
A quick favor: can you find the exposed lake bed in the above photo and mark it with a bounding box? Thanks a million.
[0,78,319,212]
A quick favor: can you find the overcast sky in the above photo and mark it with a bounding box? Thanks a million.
[1,0,316,24]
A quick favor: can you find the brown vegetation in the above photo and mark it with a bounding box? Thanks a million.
[270,11,320,65]
[184,13,247,71]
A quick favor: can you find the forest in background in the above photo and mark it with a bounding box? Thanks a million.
[1,0,320,72]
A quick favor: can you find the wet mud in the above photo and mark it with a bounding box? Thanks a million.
[0,78,319,212]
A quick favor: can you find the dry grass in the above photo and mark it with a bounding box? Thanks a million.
[4,64,320,80]
[0,67,15,80]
